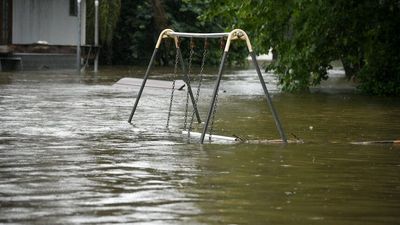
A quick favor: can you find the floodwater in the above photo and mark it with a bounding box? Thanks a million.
[1,66,400,225]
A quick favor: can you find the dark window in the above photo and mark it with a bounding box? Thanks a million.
[69,0,77,16]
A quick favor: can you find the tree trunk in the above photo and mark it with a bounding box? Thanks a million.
[151,0,169,65]
[340,49,364,81]
[151,0,168,33]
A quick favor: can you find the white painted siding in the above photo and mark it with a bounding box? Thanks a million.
[12,0,86,45]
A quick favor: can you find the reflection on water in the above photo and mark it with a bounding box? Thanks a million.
[0,67,400,224]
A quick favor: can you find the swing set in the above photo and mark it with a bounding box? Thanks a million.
[127,29,287,144]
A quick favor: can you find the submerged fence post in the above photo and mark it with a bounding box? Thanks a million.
[94,0,99,72]
[76,0,82,73]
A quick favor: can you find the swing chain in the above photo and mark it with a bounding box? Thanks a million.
[183,38,195,130]
[183,89,190,130]
[187,39,208,140]
[166,44,180,128]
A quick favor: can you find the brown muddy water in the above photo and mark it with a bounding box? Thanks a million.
[0,66,400,225]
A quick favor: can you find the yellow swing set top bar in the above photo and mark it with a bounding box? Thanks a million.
[155,29,254,53]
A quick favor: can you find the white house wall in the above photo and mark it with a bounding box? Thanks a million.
[12,0,86,45]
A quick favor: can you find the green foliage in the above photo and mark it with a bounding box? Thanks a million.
[356,1,400,96]
[86,0,121,46]
[86,0,121,64]
[111,0,154,65]
[110,0,246,66]
[200,0,400,96]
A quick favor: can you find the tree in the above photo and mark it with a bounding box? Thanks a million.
[86,0,121,64]
[111,0,243,66]
[200,0,400,95]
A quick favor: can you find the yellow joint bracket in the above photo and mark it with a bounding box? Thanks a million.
[155,29,179,49]
[224,29,253,53]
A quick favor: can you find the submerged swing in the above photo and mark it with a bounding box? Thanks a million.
[127,29,288,144]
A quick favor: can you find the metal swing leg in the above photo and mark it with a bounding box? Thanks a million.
[250,52,287,143]
[128,48,158,123]
[128,47,201,124]
[200,52,287,144]
[176,48,202,124]
[200,51,228,144]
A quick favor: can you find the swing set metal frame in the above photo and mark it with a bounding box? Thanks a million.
[128,29,287,144]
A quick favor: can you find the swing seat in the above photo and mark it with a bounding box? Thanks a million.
[182,131,239,144]
[182,131,304,144]
[113,77,186,90]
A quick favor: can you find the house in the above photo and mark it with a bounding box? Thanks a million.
[0,0,88,71]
